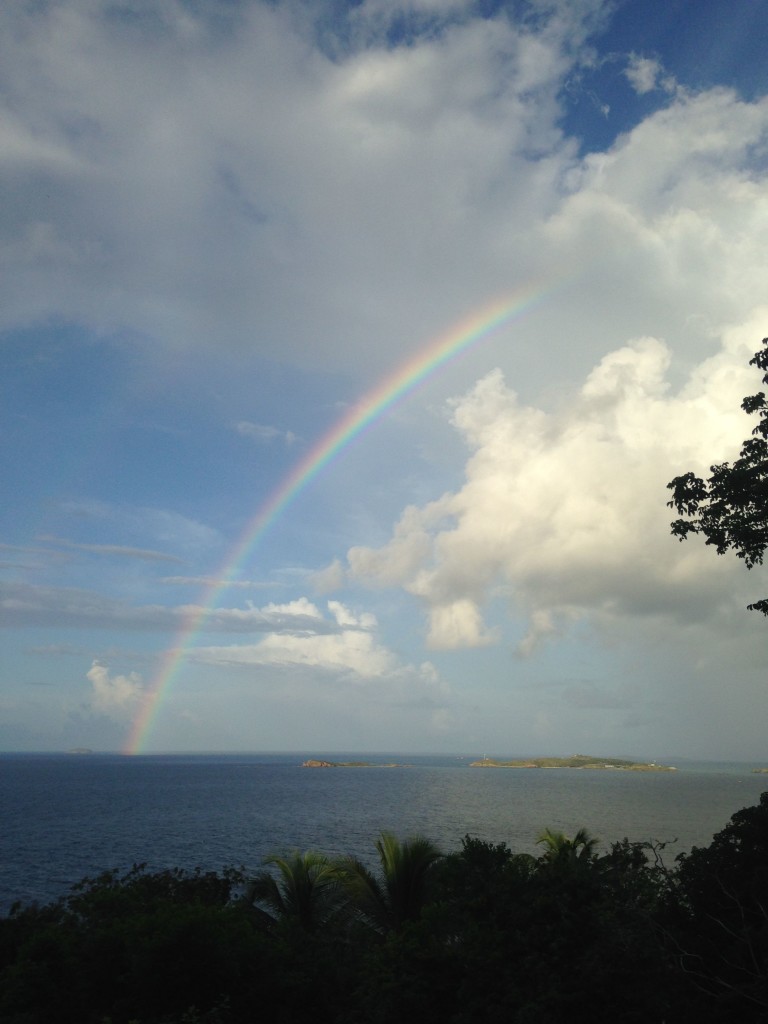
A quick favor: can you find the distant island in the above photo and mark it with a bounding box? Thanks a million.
[301,759,405,768]
[301,755,675,771]
[470,754,675,771]
[752,767,768,774]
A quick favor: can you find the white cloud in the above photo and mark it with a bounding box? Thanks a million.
[176,593,442,701]
[0,0,601,374]
[4,1,768,757]
[191,603,443,690]
[1,1,764,410]
[194,629,396,677]
[310,559,347,593]
[346,314,768,652]
[327,599,377,630]
[258,597,324,620]
[87,660,143,717]
[419,599,496,650]
[348,502,450,586]
[624,55,672,95]
[0,584,343,634]
[235,421,297,445]
[0,1,764,395]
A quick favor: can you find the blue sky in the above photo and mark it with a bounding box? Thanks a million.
[2,0,767,758]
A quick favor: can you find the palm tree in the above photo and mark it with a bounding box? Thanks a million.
[338,831,443,934]
[246,850,348,932]
[536,827,599,868]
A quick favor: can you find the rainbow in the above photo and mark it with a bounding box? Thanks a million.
[124,285,547,753]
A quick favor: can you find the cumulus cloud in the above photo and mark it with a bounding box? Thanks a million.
[4,1,768,756]
[0,1,765,403]
[0,0,606,375]
[310,559,347,593]
[327,599,377,629]
[87,660,143,717]
[345,315,767,651]
[0,1,765,392]
[194,629,396,677]
[183,596,454,739]
[191,608,448,723]
[192,598,392,676]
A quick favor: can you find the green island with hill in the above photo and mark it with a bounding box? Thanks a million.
[470,754,676,771]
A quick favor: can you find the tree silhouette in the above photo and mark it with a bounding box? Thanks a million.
[668,336,768,614]
[338,832,442,934]
[536,827,599,866]
[246,851,347,932]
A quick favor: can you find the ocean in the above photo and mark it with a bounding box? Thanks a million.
[2,752,766,913]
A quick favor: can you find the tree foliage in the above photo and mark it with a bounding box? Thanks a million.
[667,336,768,614]
[536,826,599,867]
[2,804,768,1022]
[246,850,348,932]
[669,792,768,1015]
[337,831,443,934]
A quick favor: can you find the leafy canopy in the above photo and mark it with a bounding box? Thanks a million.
[247,850,347,931]
[667,336,768,614]
[338,831,443,934]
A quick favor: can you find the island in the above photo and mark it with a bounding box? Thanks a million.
[470,754,675,771]
[301,759,405,768]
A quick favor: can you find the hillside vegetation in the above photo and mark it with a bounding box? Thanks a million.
[1,793,767,1023]
[470,754,675,770]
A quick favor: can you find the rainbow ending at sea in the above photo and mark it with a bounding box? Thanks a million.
[124,284,549,753]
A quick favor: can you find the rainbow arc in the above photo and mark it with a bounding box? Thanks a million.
[125,286,548,752]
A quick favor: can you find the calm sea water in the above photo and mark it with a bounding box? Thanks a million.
[2,753,766,913]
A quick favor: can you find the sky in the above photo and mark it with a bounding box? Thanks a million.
[1,0,767,760]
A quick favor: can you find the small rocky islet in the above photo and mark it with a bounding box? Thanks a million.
[301,759,405,768]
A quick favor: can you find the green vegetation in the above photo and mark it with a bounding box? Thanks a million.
[2,794,768,1023]
[470,753,675,770]
[668,335,768,615]
[336,832,442,934]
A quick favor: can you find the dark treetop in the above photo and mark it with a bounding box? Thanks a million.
[667,336,768,615]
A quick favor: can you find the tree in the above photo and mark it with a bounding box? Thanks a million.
[536,827,599,868]
[338,832,443,934]
[0,865,266,1024]
[667,792,768,1018]
[667,336,768,614]
[246,850,347,932]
